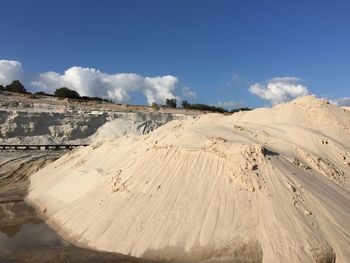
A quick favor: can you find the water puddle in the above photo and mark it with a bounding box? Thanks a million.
[0,202,152,262]
[0,221,69,253]
[0,199,70,254]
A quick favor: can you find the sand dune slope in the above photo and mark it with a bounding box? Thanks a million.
[27,96,350,262]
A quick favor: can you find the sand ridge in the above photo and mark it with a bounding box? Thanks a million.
[27,96,350,262]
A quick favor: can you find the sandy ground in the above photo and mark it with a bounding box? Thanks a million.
[0,150,158,263]
[27,96,350,262]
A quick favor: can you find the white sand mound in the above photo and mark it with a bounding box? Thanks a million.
[27,96,350,262]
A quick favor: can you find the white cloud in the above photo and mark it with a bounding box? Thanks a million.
[31,66,183,104]
[330,97,350,106]
[249,77,309,105]
[214,100,243,109]
[0,60,23,85]
[181,86,197,99]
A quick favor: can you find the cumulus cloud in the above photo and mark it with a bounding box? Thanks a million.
[249,77,309,105]
[181,86,197,99]
[0,60,23,85]
[330,97,350,106]
[31,66,186,104]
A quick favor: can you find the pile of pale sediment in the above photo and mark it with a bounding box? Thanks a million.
[27,96,350,262]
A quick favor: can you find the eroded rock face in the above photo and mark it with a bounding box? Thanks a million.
[0,109,185,144]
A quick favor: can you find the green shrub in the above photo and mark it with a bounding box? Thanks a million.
[81,96,110,102]
[3,80,27,93]
[182,102,226,113]
[181,100,252,114]
[151,102,160,111]
[181,100,190,108]
[35,91,53,96]
[54,87,80,99]
[165,98,177,108]
[230,107,251,113]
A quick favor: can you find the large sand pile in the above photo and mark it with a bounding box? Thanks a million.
[27,96,350,262]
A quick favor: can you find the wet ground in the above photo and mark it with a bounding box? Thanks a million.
[0,150,157,263]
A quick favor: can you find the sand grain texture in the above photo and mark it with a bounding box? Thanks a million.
[27,96,350,262]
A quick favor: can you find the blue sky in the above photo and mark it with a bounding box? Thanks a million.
[1,0,349,107]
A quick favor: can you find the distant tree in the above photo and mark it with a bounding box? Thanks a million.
[181,100,190,108]
[4,80,27,93]
[151,102,160,111]
[165,98,177,108]
[0,85,4,90]
[54,87,80,99]
[81,96,110,102]
[178,101,231,113]
[230,107,252,113]
[35,91,53,96]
